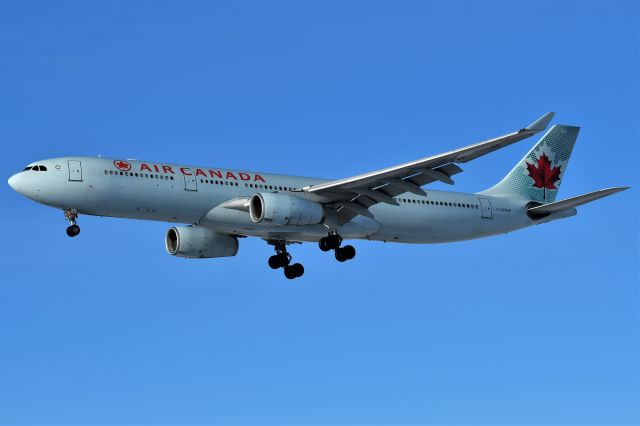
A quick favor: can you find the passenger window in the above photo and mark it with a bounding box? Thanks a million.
[109,170,114,175]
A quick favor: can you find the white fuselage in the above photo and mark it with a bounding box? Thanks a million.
[8,156,574,244]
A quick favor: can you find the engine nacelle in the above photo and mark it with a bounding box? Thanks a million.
[165,226,238,258]
[249,192,324,226]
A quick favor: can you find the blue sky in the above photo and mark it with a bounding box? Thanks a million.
[0,1,638,424]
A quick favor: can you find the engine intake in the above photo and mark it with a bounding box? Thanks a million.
[165,226,239,258]
[249,193,324,226]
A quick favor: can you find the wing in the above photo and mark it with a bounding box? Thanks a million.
[303,112,555,223]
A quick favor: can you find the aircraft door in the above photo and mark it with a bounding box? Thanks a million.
[68,160,82,181]
[183,169,197,191]
[478,197,492,219]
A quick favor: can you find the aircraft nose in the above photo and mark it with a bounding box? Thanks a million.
[8,173,21,192]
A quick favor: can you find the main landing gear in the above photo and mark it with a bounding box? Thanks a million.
[268,241,304,279]
[319,233,356,262]
[64,209,80,237]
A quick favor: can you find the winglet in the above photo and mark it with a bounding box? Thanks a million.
[524,112,555,132]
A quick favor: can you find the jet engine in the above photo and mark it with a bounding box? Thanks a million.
[165,226,239,258]
[249,192,324,226]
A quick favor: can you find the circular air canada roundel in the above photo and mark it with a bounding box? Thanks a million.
[113,160,132,172]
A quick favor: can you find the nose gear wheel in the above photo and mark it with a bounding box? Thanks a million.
[63,209,80,237]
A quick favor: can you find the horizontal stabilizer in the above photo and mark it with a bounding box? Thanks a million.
[527,187,629,216]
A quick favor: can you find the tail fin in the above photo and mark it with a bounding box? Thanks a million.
[481,124,580,203]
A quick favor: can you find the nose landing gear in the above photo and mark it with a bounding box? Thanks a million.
[64,209,80,237]
[268,241,304,279]
[319,233,356,262]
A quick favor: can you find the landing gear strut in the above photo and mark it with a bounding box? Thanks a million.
[319,232,356,262]
[268,241,304,279]
[64,209,80,237]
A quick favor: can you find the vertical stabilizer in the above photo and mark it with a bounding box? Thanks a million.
[481,125,579,203]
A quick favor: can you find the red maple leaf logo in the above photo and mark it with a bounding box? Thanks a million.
[526,153,561,200]
[113,160,131,171]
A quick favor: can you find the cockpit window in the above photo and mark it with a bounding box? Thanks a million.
[23,165,47,171]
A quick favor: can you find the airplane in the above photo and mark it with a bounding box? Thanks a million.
[7,112,629,279]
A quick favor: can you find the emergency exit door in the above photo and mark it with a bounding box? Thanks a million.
[68,160,82,181]
[478,197,492,219]
[183,169,197,191]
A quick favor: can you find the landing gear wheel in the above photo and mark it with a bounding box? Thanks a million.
[342,245,356,260]
[291,263,304,277]
[66,224,80,237]
[335,247,348,262]
[268,253,290,269]
[268,255,281,269]
[318,238,331,252]
[326,234,341,250]
[284,263,304,279]
[335,245,355,262]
